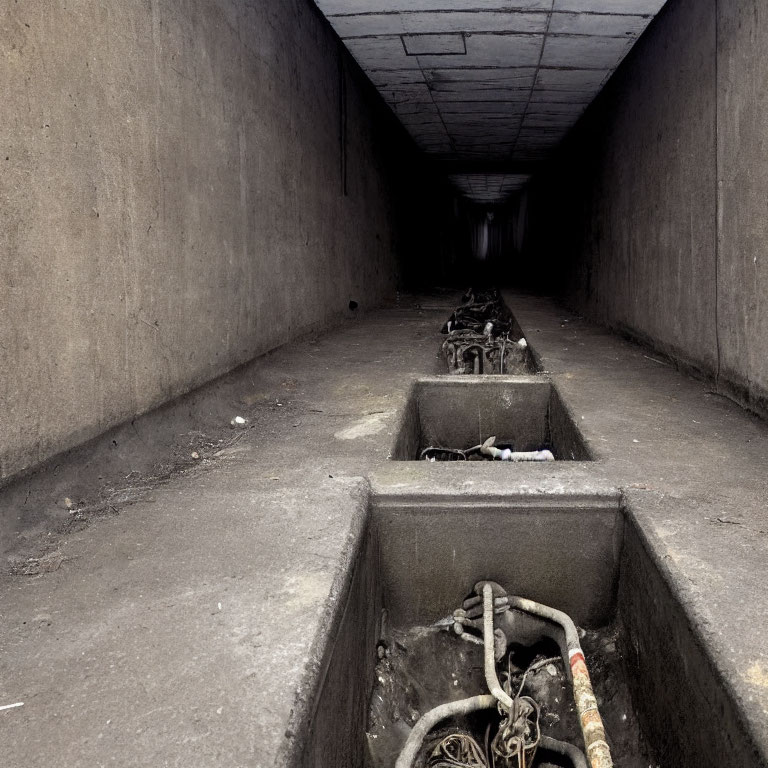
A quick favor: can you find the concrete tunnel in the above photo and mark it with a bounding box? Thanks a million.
[1,0,767,766]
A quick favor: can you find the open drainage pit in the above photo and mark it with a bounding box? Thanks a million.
[440,290,536,376]
[391,378,590,462]
[301,498,758,768]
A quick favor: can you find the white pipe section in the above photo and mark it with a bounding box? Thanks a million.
[482,445,555,462]
[482,583,513,709]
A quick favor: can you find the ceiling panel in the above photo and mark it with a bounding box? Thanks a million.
[548,11,652,36]
[553,0,666,11]
[540,34,635,68]
[314,0,669,202]
[319,0,551,12]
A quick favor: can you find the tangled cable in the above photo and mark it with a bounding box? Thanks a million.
[440,289,528,375]
[417,656,549,768]
[487,655,549,768]
[428,733,489,768]
[441,289,512,336]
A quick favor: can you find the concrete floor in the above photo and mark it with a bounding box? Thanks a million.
[1,294,767,767]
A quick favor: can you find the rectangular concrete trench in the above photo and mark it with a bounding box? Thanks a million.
[390,376,591,463]
[292,490,763,768]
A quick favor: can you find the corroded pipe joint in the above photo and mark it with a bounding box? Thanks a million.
[569,649,612,768]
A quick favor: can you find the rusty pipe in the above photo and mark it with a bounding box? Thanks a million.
[505,596,613,768]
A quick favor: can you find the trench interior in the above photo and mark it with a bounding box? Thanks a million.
[391,377,592,461]
[440,309,540,376]
[305,498,625,767]
[302,499,744,768]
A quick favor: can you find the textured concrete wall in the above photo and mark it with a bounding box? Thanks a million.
[0,0,418,481]
[716,0,768,414]
[528,0,768,415]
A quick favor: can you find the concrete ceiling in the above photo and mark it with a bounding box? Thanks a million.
[449,173,531,203]
[313,0,668,203]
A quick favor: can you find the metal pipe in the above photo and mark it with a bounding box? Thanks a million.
[505,596,580,655]
[480,441,554,462]
[482,584,514,709]
[506,450,554,462]
[539,736,589,768]
[505,596,613,768]
[394,694,497,768]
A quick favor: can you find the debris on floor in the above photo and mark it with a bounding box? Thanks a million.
[421,436,555,463]
[367,581,656,768]
[10,549,66,576]
[440,289,531,375]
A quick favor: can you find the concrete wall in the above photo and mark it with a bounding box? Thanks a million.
[716,0,768,414]
[0,0,423,481]
[528,0,768,416]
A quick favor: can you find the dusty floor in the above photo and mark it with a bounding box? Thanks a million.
[0,294,449,768]
[0,292,767,767]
